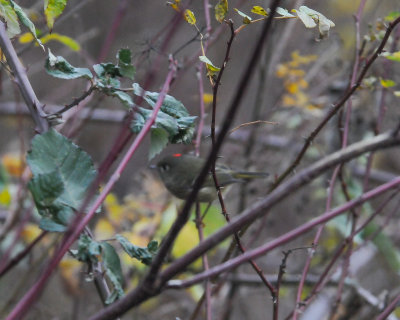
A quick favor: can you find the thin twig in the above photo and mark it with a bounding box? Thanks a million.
[165,177,400,289]
[88,2,282,319]
[269,16,400,191]
[5,58,178,320]
[0,22,49,133]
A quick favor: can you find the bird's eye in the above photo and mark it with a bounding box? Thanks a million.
[160,164,170,171]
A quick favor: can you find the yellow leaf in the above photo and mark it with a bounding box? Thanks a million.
[203,93,214,104]
[251,6,268,17]
[215,0,228,23]
[289,68,306,77]
[0,188,11,206]
[94,218,115,239]
[199,55,220,77]
[2,154,25,177]
[275,64,289,78]
[282,94,296,107]
[166,0,180,12]
[20,223,42,243]
[59,257,82,295]
[286,82,299,94]
[298,78,309,89]
[18,32,34,44]
[380,78,396,88]
[104,193,125,223]
[44,0,67,31]
[184,9,196,25]
[40,33,80,51]
[394,91,400,97]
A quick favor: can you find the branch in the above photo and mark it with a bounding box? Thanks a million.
[5,58,178,320]
[159,131,400,283]
[270,16,400,190]
[0,22,49,133]
[88,2,282,320]
[166,175,400,288]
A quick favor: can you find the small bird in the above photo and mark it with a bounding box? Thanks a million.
[155,154,268,202]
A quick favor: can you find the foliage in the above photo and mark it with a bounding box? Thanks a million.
[3,1,400,320]
[27,129,98,231]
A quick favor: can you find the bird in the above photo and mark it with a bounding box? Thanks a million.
[155,153,268,202]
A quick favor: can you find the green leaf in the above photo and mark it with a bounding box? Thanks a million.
[116,234,158,265]
[27,129,98,230]
[276,7,295,18]
[0,0,20,37]
[384,11,400,22]
[93,63,122,78]
[45,50,93,79]
[149,128,169,160]
[296,6,335,38]
[199,55,221,76]
[384,51,400,62]
[101,242,124,303]
[215,0,228,23]
[40,33,80,51]
[294,8,316,28]
[9,0,43,49]
[73,234,101,263]
[110,90,133,108]
[117,49,135,80]
[131,83,197,150]
[39,218,67,232]
[234,8,252,24]
[132,83,190,117]
[44,0,67,32]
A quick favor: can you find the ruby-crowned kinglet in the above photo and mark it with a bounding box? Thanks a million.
[155,154,268,202]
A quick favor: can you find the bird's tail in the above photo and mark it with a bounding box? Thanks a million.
[233,171,269,181]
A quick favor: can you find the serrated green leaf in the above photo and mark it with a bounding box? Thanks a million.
[44,0,67,32]
[215,0,228,23]
[40,33,80,51]
[9,0,43,49]
[131,84,196,155]
[147,240,158,253]
[101,242,124,303]
[116,234,158,265]
[234,8,252,24]
[45,50,93,79]
[117,49,135,80]
[149,128,169,160]
[73,234,100,263]
[132,83,190,117]
[0,0,20,37]
[110,90,133,108]
[27,129,98,230]
[93,63,121,78]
